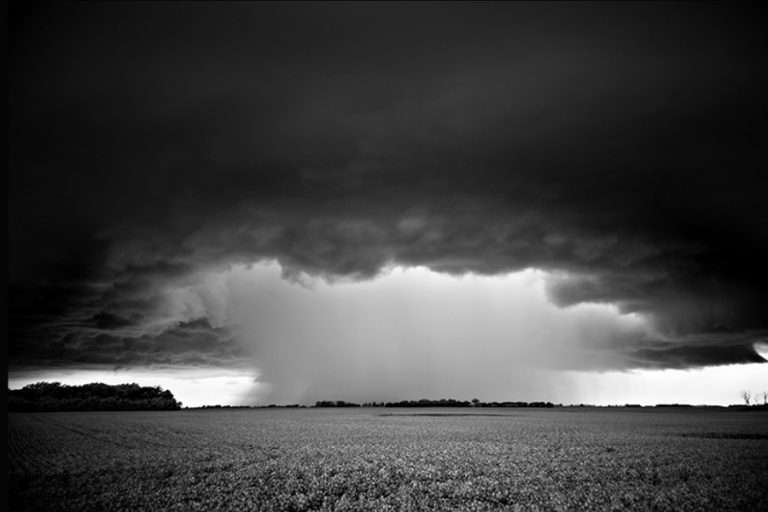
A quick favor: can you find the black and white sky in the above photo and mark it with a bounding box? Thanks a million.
[9,2,768,405]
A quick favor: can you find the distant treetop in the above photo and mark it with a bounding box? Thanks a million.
[313,398,556,408]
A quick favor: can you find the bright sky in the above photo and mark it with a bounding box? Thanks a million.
[8,365,768,409]
[9,262,767,407]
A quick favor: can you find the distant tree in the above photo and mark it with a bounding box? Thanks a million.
[313,400,360,408]
[760,391,768,406]
[471,398,480,407]
[740,390,752,406]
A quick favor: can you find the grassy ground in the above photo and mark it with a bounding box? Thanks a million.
[8,407,768,511]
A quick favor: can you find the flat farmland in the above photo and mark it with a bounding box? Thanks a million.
[8,408,768,511]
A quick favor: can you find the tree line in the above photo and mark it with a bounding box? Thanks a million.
[315,398,556,408]
[8,382,182,411]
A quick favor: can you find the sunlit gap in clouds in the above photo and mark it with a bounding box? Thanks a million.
[755,342,768,360]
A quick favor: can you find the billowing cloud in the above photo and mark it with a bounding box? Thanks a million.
[9,3,767,391]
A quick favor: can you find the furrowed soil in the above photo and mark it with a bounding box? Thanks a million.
[8,407,768,511]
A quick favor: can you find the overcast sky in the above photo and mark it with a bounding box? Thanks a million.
[9,2,768,405]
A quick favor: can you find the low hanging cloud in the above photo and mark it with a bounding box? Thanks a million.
[9,3,767,389]
[9,316,245,372]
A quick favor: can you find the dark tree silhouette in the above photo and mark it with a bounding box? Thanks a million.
[8,382,182,411]
[740,390,752,406]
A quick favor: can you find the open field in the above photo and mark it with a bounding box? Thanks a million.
[8,407,768,511]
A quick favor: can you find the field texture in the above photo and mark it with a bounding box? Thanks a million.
[8,408,768,511]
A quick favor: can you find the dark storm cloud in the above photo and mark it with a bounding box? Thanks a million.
[9,2,768,371]
[9,317,245,371]
[626,334,768,370]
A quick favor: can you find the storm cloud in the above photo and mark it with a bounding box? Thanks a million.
[9,3,767,383]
